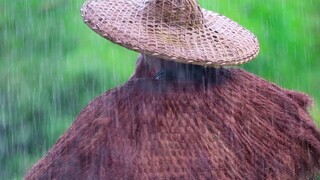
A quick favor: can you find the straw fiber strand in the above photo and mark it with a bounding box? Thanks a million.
[26,68,320,179]
[81,0,260,66]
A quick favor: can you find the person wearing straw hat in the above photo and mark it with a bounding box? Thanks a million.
[25,0,320,179]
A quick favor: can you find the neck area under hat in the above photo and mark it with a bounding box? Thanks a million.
[139,54,230,84]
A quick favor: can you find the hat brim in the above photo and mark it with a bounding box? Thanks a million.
[81,0,260,66]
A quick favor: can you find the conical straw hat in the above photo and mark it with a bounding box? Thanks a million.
[81,0,260,66]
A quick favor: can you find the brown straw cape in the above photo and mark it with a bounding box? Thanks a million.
[81,0,260,66]
[25,68,320,179]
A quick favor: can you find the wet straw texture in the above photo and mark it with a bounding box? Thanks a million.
[81,0,260,66]
[25,68,320,179]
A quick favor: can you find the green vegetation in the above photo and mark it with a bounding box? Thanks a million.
[1,0,319,179]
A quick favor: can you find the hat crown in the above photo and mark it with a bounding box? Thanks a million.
[146,0,204,27]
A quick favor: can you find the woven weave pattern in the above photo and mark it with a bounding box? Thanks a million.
[81,0,260,66]
[25,68,320,179]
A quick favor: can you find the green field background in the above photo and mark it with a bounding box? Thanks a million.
[1,0,319,179]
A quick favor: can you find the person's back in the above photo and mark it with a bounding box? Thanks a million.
[25,64,320,179]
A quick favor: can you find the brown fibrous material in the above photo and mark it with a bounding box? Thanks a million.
[26,66,320,179]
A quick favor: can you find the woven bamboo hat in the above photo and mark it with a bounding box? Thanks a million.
[81,0,260,66]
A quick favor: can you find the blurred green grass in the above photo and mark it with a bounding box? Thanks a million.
[1,0,319,179]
